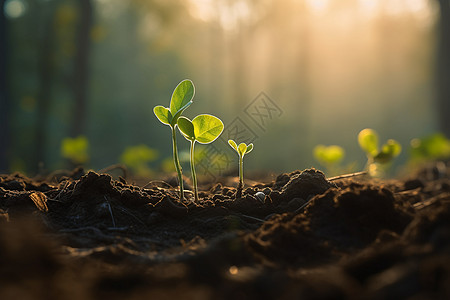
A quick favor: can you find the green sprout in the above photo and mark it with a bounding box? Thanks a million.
[358,128,401,176]
[177,114,224,202]
[120,145,158,177]
[61,135,89,165]
[313,144,345,176]
[228,140,253,198]
[153,79,195,200]
[410,133,450,164]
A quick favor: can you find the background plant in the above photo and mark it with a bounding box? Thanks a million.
[61,135,89,166]
[228,140,253,198]
[120,145,158,178]
[153,79,195,200]
[358,128,402,177]
[313,144,345,176]
[177,114,224,202]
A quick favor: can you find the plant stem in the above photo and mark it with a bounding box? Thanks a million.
[190,140,198,202]
[171,126,184,200]
[239,155,244,188]
[236,155,243,198]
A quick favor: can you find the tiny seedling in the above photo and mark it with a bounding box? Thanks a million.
[177,114,224,202]
[153,79,195,200]
[228,140,253,198]
[358,128,401,176]
[61,135,89,165]
[313,144,345,176]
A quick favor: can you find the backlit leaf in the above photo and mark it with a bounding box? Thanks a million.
[192,114,224,144]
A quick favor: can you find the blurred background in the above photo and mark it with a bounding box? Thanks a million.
[1,0,449,178]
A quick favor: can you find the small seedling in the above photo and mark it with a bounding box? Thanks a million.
[313,144,345,176]
[177,114,224,202]
[410,133,450,163]
[358,128,401,176]
[120,145,158,177]
[61,135,89,165]
[153,79,195,200]
[228,140,253,198]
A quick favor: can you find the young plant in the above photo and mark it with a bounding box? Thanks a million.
[228,140,253,198]
[313,144,345,176]
[177,114,224,202]
[358,128,401,176]
[153,79,195,200]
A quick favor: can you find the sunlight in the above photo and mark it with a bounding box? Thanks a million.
[304,0,330,14]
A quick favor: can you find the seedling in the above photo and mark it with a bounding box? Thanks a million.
[358,128,401,176]
[61,135,89,165]
[120,145,158,177]
[177,114,224,202]
[313,144,345,176]
[153,79,195,200]
[410,133,450,163]
[228,140,253,198]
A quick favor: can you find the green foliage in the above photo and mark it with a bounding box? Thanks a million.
[154,79,195,127]
[410,133,450,163]
[178,114,224,144]
[313,144,345,176]
[120,145,158,177]
[313,145,344,165]
[358,128,401,177]
[61,135,89,165]
[153,79,195,200]
[177,114,224,202]
[228,140,253,192]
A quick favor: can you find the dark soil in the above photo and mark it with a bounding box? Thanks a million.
[1,165,449,299]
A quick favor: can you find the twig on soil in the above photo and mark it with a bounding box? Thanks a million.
[104,196,116,228]
[142,180,174,189]
[236,213,265,223]
[328,171,368,181]
[98,164,128,179]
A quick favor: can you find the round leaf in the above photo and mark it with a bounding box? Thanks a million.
[170,80,195,123]
[358,128,379,156]
[177,117,195,141]
[245,143,254,154]
[374,139,401,164]
[228,139,238,152]
[153,106,172,126]
[192,114,224,144]
[238,143,247,156]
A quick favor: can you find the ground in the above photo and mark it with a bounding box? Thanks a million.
[0,164,449,299]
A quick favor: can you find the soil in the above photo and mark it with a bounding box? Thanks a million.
[0,164,449,299]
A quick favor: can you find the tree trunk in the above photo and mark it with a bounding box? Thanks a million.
[0,0,9,173]
[34,3,57,173]
[70,0,93,137]
[437,0,450,137]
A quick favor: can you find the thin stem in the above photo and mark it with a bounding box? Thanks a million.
[190,140,198,202]
[171,126,184,200]
[239,155,244,188]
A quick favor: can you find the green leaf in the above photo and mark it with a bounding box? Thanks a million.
[177,117,195,140]
[170,80,195,124]
[192,114,224,144]
[374,139,401,164]
[245,143,254,154]
[153,106,172,126]
[238,143,247,156]
[358,128,379,157]
[314,145,344,164]
[228,139,238,152]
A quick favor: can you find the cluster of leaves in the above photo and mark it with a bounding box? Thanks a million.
[358,128,402,176]
[409,133,450,163]
[154,80,224,202]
